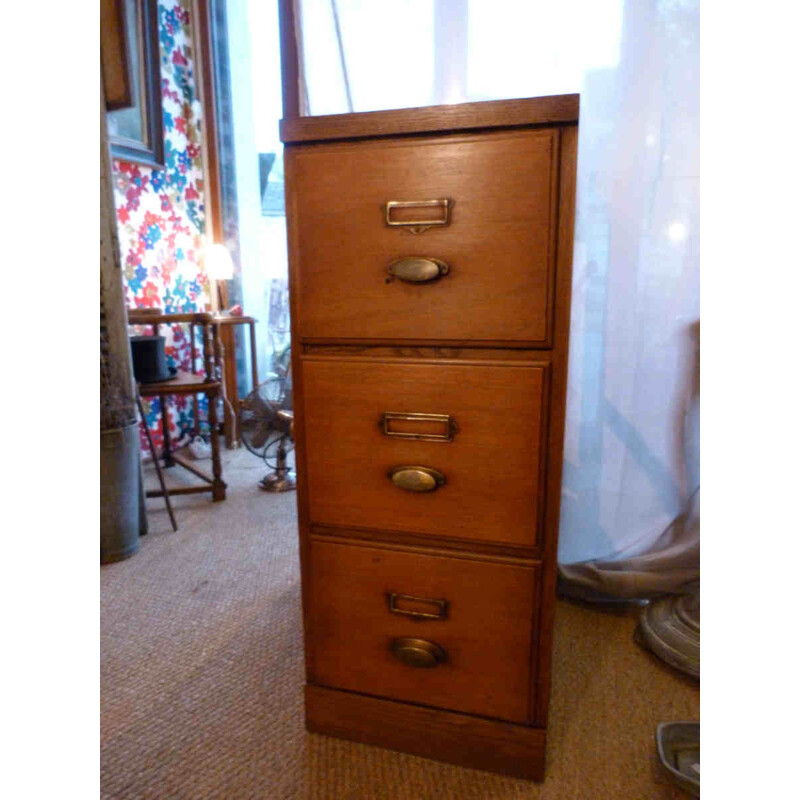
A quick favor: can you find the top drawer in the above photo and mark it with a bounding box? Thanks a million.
[285,128,559,345]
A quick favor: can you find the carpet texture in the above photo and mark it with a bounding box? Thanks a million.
[101,448,699,799]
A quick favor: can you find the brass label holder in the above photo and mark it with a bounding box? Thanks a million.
[388,592,448,621]
[384,199,452,235]
[381,412,458,442]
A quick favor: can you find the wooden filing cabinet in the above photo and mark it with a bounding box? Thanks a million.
[280,94,578,781]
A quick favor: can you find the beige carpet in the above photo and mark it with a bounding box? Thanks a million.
[101,448,699,799]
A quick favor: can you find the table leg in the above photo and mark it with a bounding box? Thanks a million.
[248,320,259,390]
[137,394,177,531]
[208,387,226,501]
[159,394,175,467]
[218,324,240,449]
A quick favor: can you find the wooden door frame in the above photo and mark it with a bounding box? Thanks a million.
[278,0,301,120]
[191,0,301,242]
[191,0,223,243]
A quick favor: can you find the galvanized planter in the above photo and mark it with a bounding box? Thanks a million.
[656,721,700,797]
[100,420,141,564]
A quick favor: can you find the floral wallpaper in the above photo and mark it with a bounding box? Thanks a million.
[112,0,210,451]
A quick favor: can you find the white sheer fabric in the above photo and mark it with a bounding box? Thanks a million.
[296,0,699,591]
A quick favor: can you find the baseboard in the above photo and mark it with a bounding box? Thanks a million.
[305,684,547,781]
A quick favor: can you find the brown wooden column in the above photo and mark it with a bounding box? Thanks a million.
[278,0,301,120]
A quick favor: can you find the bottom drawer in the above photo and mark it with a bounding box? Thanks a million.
[308,539,540,723]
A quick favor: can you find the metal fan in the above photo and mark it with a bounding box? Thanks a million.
[239,372,296,492]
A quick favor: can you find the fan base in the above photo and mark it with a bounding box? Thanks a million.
[259,471,297,493]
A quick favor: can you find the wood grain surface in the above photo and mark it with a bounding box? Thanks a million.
[191,0,223,242]
[301,357,547,547]
[281,93,579,144]
[307,539,541,723]
[531,124,578,726]
[286,128,559,345]
[306,684,547,780]
[285,101,580,780]
[101,0,132,110]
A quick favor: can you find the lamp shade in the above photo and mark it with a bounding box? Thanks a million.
[206,243,234,280]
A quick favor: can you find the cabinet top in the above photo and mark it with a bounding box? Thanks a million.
[280,94,579,145]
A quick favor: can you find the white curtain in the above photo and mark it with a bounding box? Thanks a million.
[296,0,700,596]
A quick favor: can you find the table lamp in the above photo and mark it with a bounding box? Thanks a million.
[206,243,234,313]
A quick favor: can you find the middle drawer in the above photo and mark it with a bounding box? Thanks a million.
[301,356,547,548]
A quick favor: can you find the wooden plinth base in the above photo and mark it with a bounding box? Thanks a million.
[305,684,547,781]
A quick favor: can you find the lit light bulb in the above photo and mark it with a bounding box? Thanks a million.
[206,243,234,280]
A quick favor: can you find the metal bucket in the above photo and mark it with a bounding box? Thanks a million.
[100,420,141,564]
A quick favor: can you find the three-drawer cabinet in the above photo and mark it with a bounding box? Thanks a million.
[281,94,579,781]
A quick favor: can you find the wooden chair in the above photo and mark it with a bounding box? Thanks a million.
[128,309,226,502]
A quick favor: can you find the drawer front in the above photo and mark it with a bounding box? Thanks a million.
[308,539,539,723]
[302,357,546,548]
[286,128,558,344]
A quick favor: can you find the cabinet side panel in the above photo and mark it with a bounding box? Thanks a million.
[285,146,315,682]
[533,124,578,725]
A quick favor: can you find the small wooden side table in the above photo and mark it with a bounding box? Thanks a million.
[213,314,258,449]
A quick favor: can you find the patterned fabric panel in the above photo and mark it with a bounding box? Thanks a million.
[112,0,210,451]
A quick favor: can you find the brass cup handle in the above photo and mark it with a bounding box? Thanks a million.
[386,257,450,284]
[390,637,447,668]
[388,465,446,492]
